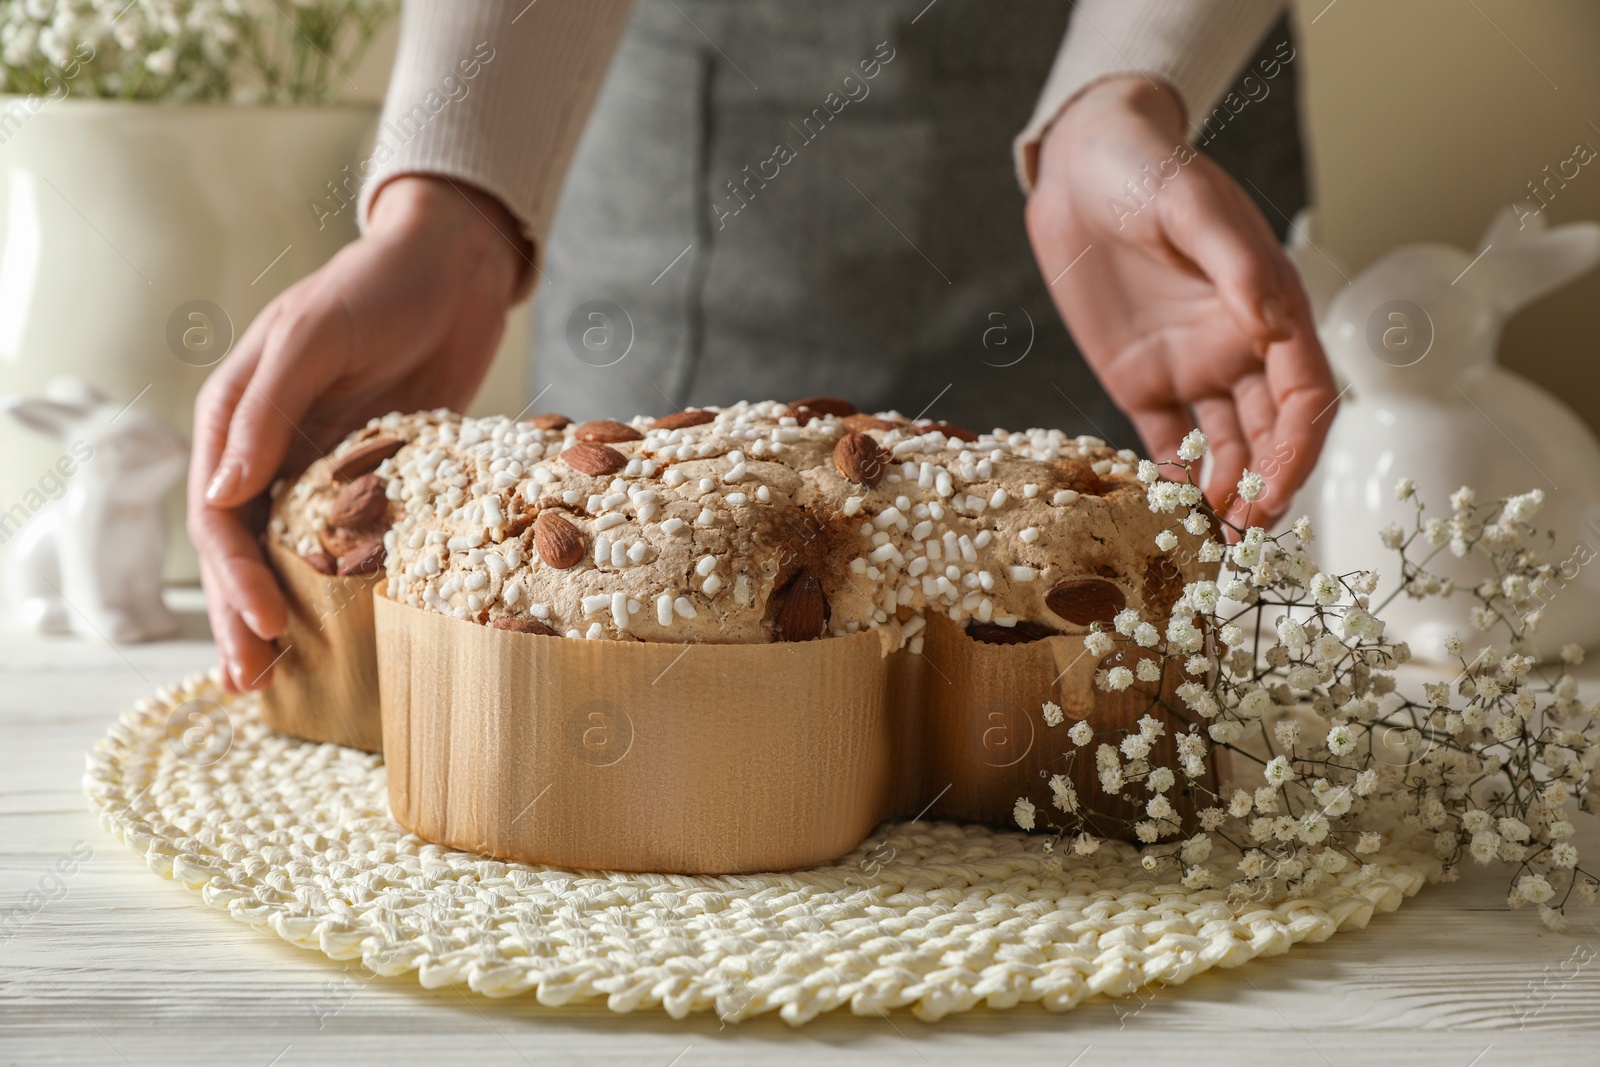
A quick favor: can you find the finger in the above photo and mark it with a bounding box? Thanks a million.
[1191,395,1250,522]
[201,560,280,692]
[205,296,349,509]
[1127,406,1195,467]
[1160,166,1293,346]
[190,497,287,641]
[1257,326,1341,522]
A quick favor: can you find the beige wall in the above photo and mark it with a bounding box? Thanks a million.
[1292,0,1600,430]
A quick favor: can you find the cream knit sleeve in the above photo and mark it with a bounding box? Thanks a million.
[1014,0,1287,191]
[358,0,633,251]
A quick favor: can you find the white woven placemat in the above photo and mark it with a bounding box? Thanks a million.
[84,672,1436,1025]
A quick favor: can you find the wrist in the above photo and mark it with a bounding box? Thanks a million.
[1055,75,1187,143]
[368,175,530,296]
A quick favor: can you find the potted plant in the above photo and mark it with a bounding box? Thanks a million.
[0,0,395,584]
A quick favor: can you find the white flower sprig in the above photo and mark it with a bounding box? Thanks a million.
[0,0,395,103]
[1018,434,1599,930]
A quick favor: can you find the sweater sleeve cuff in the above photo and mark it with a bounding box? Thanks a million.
[1013,0,1287,192]
[357,0,632,290]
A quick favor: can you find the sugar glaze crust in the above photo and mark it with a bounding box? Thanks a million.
[277,401,1209,649]
[266,410,467,578]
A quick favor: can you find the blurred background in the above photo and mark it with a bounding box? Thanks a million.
[0,0,1596,593]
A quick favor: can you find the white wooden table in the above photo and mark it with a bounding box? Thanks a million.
[3,590,1598,1065]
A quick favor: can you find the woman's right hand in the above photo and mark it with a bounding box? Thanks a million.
[187,175,530,693]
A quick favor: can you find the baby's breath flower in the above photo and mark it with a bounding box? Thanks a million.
[1146,481,1183,513]
[1136,459,1160,484]
[1297,812,1330,845]
[1517,873,1555,904]
[1273,719,1300,749]
[1326,724,1356,756]
[1450,486,1476,512]
[1049,774,1077,813]
[1177,429,1208,461]
[1041,700,1064,727]
[1184,580,1220,614]
[1208,720,1244,744]
[1236,470,1265,503]
[1067,721,1094,747]
[1237,688,1273,720]
[1498,817,1531,843]
[1394,477,1415,500]
[1165,616,1202,652]
[1321,787,1352,817]
[1012,797,1036,831]
[1083,630,1113,658]
[1182,511,1209,537]
[1181,834,1212,864]
[1503,489,1545,523]
[1264,755,1293,788]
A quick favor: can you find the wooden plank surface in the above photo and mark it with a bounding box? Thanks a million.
[2,591,1597,1065]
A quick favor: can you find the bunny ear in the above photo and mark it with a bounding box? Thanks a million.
[1479,201,1542,250]
[3,398,85,441]
[1284,207,1349,324]
[44,375,107,409]
[1472,217,1600,316]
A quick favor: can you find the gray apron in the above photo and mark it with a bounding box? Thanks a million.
[532,1,1303,448]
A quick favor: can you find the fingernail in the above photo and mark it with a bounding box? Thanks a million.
[206,459,242,504]
[241,609,264,637]
[1259,296,1291,339]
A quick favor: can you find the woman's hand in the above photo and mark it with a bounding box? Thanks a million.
[1026,76,1337,527]
[188,175,528,693]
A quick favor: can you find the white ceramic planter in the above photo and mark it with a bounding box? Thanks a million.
[0,98,376,586]
[1289,207,1600,662]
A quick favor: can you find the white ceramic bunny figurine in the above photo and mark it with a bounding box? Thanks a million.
[1287,205,1600,662]
[3,377,186,643]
